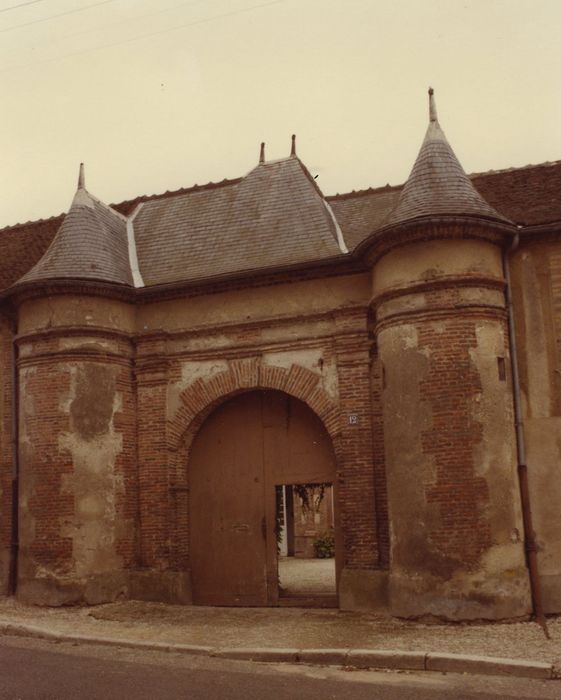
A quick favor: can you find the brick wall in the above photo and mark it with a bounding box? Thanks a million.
[17,328,137,598]
[550,244,561,371]
[164,343,381,575]
[418,316,491,566]
[370,346,389,567]
[19,357,74,577]
[113,362,138,569]
[375,245,530,621]
[0,315,15,593]
[334,309,379,569]
[136,337,171,570]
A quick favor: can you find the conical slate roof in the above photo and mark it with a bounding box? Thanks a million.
[17,164,133,288]
[385,89,510,227]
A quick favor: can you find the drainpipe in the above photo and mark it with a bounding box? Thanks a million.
[503,232,549,639]
[8,312,19,595]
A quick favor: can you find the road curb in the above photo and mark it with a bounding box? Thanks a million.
[0,621,556,680]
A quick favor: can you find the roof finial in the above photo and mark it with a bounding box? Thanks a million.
[259,142,265,164]
[78,162,85,190]
[428,87,438,123]
[291,134,296,156]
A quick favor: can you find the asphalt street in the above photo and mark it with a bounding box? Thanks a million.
[0,635,558,700]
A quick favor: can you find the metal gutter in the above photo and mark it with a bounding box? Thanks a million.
[503,232,550,639]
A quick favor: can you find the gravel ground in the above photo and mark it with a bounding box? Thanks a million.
[278,557,335,595]
[0,597,560,670]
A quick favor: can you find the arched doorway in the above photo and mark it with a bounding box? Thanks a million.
[188,389,339,606]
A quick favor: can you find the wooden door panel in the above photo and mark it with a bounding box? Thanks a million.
[189,390,338,606]
[263,393,336,485]
[190,393,267,606]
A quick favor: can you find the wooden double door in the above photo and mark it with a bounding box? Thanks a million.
[189,390,338,606]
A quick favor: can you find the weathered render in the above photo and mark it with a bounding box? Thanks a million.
[0,91,559,620]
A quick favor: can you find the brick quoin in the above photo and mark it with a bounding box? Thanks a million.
[331,308,379,570]
[113,362,138,569]
[370,346,389,567]
[334,334,379,570]
[136,356,171,571]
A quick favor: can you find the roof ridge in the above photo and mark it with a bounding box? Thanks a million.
[327,183,401,201]
[2,158,561,233]
[87,189,128,222]
[326,158,561,201]
[111,176,242,214]
[0,213,64,234]
[469,158,561,179]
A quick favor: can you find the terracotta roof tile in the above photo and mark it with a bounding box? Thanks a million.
[325,160,561,251]
[0,216,62,290]
[471,161,561,226]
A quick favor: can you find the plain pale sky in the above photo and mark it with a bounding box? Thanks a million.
[1,0,560,227]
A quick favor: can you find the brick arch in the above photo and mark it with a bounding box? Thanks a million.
[167,358,341,459]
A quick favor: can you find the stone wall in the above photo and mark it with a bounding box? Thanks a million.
[511,237,561,613]
[8,243,558,617]
[373,235,531,620]
[16,295,137,605]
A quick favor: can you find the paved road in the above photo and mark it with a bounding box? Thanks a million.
[0,635,558,700]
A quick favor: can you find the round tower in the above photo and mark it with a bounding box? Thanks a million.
[8,165,138,605]
[371,90,531,620]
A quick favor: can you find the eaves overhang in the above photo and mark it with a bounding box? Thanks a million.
[353,214,519,264]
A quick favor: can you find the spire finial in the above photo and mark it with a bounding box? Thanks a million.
[78,162,85,190]
[259,142,265,164]
[428,87,438,123]
[291,134,296,156]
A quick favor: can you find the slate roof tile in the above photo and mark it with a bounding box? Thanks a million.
[133,156,342,286]
[328,187,401,250]
[16,183,133,288]
[384,89,510,228]
[1,153,560,293]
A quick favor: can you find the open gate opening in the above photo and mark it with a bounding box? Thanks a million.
[188,389,340,607]
[276,483,337,607]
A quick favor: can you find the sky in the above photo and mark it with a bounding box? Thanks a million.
[1,0,560,227]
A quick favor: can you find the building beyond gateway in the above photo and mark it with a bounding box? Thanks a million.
[0,89,560,620]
